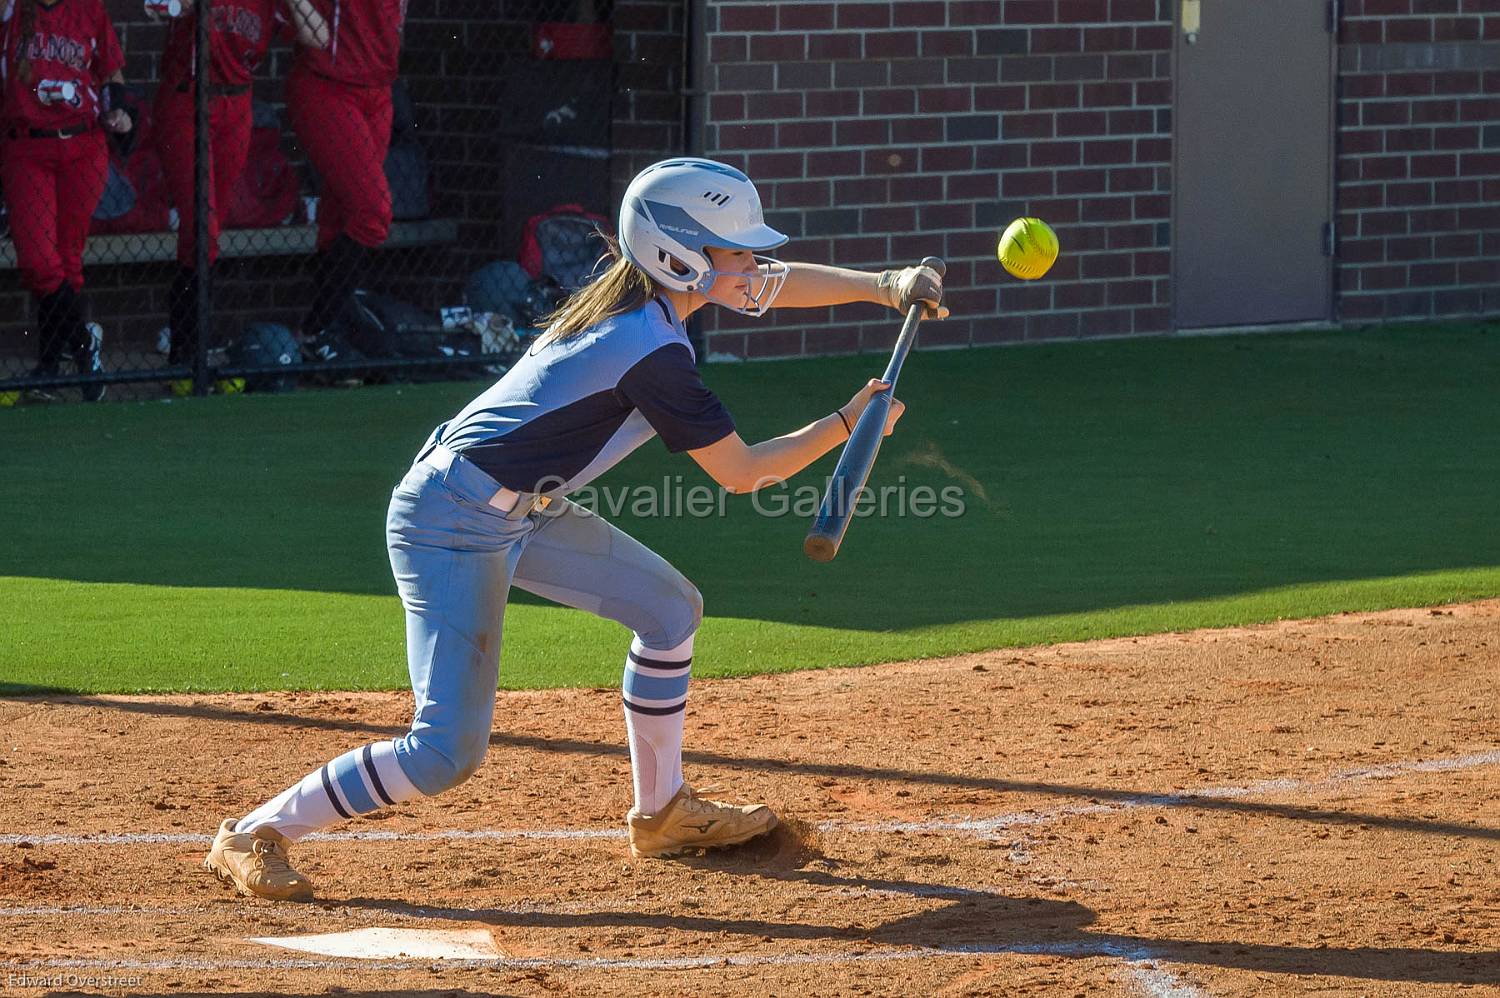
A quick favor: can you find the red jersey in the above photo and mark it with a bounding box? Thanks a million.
[0,0,123,131]
[159,0,281,88]
[294,0,403,87]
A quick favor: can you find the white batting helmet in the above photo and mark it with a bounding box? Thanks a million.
[618,158,789,315]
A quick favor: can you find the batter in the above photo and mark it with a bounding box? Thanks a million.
[204,158,945,900]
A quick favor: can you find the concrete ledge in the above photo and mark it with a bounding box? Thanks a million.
[0,218,460,269]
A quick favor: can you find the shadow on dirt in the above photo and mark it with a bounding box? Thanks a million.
[334,869,1095,949]
[6,691,1496,845]
[326,859,1498,988]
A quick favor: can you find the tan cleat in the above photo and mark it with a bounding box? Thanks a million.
[627,784,779,859]
[203,818,315,901]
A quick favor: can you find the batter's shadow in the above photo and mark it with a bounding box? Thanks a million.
[332,873,1093,950]
[5,691,1497,845]
[332,856,1498,987]
[690,855,1500,987]
[331,822,1500,990]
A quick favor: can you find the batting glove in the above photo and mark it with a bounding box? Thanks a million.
[877,265,949,319]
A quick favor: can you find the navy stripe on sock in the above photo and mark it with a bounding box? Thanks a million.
[622,697,687,716]
[361,744,396,807]
[628,650,693,673]
[320,764,353,819]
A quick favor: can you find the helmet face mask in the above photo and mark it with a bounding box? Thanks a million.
[618,158,789,316]
[698,251,789,317]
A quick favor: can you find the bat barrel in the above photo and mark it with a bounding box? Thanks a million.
[803,379,896,560]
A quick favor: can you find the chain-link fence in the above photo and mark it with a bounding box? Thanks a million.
[0,0,630,404]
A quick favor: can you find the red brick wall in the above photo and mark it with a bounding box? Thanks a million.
[694,0,1500,360]
[1335,0,1500,321]
[611,0,689,203]
[10,1,1498,371]
[698,0,1174,359]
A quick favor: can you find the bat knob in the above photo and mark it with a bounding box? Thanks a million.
[803,534,838,562]
[920,256,946,278]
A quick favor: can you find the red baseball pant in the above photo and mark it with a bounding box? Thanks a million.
[0,129,108,295]
[154,86,253,268]
[287,66,393,251]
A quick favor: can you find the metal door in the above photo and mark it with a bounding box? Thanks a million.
[1174,0,1336,328]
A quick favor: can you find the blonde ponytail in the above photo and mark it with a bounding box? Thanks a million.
[534,233,659,347]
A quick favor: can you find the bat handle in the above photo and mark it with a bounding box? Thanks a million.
[803,255,946,563]
[876,256,947,388]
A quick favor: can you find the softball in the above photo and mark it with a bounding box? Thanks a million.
[0,391,18,408]
[997,217,1059,281]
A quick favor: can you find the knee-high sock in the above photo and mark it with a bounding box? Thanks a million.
[236,739,422,842]
[35,285,84,370]
[622,632,693,815]
[302,234,367,337]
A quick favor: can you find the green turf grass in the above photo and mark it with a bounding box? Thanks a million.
[3,321,1498,694]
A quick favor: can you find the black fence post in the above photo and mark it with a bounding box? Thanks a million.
[191,0,212,397]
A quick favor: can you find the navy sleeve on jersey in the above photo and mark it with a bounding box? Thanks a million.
[617,343,736,453]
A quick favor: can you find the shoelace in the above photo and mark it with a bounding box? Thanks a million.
[251,837,297,875]
[681,790,737,815]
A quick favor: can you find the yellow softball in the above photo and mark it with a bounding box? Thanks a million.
[997,217,1059,281]
[0,391,18,408]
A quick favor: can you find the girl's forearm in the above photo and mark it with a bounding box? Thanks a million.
[736,411,849,491]
[772,262,884,310]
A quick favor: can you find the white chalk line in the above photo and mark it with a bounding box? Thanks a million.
[1124,961,1209,998]
[0,907,1205,993]
[5,940,1209,983]
[0,880,998,921]
[23,744,1487,995]
[0,905,205,918]
[838,748,1500,836]
[0,827,626,847]
[1087,942,1210,998]
[31,750,1474,996]
[2,747,1494,849]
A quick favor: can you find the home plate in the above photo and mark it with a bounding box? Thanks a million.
[249,927,503,960]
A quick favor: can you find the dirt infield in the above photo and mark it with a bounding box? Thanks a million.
[3,601,1498,996]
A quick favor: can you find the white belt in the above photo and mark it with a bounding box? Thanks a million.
[488,485,552,516]
[422,444,552,518]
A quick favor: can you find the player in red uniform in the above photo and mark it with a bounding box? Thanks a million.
[152,0,326,378]
[0,0,133,402]
[287,0,405,343]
